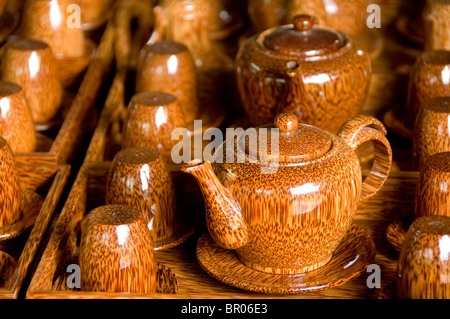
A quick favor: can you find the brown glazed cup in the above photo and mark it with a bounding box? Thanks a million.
[136,40,199,125]
[79,0,114,30]
[412,97,450,170]
[79,204,157,293]
[0,81,36,153]
[0,39,63,123]
[415,152,450,218]
[396,215,450,299]
[406,50,450,130]
[122,91,186,162]
[247,0,286,32]
[19,0,86,58]
[423,0,450,51]
[106,147,177,244]
[0,137,22,228]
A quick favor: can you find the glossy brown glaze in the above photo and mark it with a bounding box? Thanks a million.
[136,40,199,124]
[197,225,376,294]
[0,82,36,153]
[236,15,372,133]
[122,92,186,162]
[0,39,63,123]
[423,0,450,51]
[0,138,22,228]
[415,152,450,218]
[412,97,450,170]
[106,147,177,245]
[183,114,391,274]
[19,0,86,58]
[397,215,450,299]
[406,50,450,129]
[80,204,157,293]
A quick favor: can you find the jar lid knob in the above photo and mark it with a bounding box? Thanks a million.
[293,14,316,32]
[274,113,299,133]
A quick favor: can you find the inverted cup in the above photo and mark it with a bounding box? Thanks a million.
[106,147,177,243]
[0,39,63,123]
[412,97,450,170]
[122,91,186,162]
[406,50,450,129]
[79,204,157,293]
[397,215,450,299]
[19,0,86,58]
[0,81,36,153]
[0,137,22,228]
[415,152,450,218]
[423,0,450,51]
[136,40,199,124]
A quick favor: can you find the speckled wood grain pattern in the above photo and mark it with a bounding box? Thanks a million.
[0,137,22,227]
[20,0,86,58]
[0,39,63,123]
[183,115,391,274]
[415,152,450,218]
[412,97,450,171]
[122,92,186,162]
[407,50,450,129]
[0,81,36,153]
[106,147,177,243]
[397,215,450,299]
[136,40,199,125]
[236,27,371,133]
[79,204,157,293]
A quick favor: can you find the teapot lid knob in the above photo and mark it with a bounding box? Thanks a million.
[293,14,316,32]
[275,113,298,133]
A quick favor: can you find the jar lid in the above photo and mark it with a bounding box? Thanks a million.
[262,14,347,58]
[236,113,332,164]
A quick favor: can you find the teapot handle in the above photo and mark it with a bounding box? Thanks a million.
[337,115,392,201]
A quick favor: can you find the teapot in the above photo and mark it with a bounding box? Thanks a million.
[182,113,392,274]
[236,14,372,134]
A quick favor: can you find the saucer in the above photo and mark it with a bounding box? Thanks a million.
[0,250,17,286]
[196,224,376,294]
[0,190,44,242]
[153,213,196,251]
[383,109,414,141]
[385,218,410,252]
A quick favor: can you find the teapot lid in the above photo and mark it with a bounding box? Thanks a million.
[236,113,332,164]
[262,14,347,58]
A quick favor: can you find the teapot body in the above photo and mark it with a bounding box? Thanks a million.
[212,133,362,274]
[236,31,371,133]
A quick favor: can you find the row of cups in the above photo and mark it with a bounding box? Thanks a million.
[393,151,450,299]
[0,0,102,153]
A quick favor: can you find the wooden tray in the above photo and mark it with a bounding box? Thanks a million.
[26,167,417,299]
[0,164,70,299]
[11,15,115,165]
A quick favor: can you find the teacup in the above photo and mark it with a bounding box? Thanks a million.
[79,204,157,293]
[106,147,177,244]
[412,97,450,170]
[247,0,286,32]
[0,81,36,153]
[0,137,22,228]
[19,0,86,58]
[415,152,450,218]
[0,39,63,123]
[406,50,450,129]
[396,215,450,299]
[121,91,186,162]
[136,40,199,125]
[423,0,450,51]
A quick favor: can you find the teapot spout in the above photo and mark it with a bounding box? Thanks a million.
[182,160,248,250]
